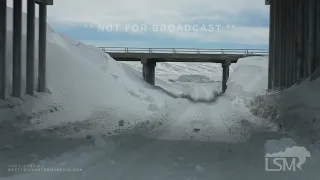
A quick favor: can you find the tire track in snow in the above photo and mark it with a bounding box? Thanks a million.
[148,95,235,142]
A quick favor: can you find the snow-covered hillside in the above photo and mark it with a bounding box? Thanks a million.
[0,7,319,180]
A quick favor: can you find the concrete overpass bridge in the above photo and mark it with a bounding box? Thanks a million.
[99,47,268,92]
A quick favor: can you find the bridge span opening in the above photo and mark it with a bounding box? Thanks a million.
[99,47,268,93]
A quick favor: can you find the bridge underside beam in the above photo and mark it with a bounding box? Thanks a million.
[107,53,246,63]
[111,57,238,64]
[268,0,320,90]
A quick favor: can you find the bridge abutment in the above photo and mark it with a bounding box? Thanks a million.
[141,59,156,85]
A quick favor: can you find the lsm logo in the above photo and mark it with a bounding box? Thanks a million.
[265,146,311,172]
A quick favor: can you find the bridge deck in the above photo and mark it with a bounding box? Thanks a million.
[99,47,268,63]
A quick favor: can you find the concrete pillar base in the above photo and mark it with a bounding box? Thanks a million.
[142,59,156,85]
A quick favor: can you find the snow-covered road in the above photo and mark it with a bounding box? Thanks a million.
[1,124,319,180]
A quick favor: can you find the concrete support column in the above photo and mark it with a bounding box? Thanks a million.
[284,1,290,87]
[27,0,36,96]
[141,59,156,85]
[288,0,295,87]
[308,0,316,79]
[292,0,298,84]
[268,0,274,90]
[222,60,231,93]
[0,0,7,99]
[12,0,22,98]
[279,0,287,89]
[296,0,304,83]
[38,3,47,92]
[273,0,281,89]
[317,0,320,78]
[302,1,308,79]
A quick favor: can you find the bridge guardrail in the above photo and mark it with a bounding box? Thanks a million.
[98,47,269,55]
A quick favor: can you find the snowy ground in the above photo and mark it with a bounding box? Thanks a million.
[0,7,320,180]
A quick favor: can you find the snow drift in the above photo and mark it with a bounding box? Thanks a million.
[0,7,181,135]
[251,76,320,144]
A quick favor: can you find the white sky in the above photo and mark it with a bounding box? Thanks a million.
[6,0,270,45]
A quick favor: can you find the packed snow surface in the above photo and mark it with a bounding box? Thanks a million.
[0,7,320,180]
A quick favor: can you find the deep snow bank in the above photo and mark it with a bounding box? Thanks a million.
[243,55,320,143]
[0,7,180,140]
[276,78,320,143]
[250,74,320,143]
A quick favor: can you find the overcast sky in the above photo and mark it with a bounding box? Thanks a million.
[7,0,270,48]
